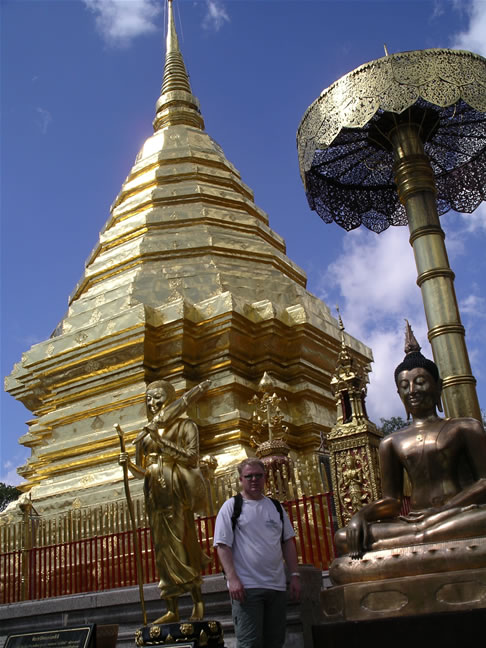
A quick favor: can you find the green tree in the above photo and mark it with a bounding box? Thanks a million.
[0,482,21,512]
[379,416,408,436]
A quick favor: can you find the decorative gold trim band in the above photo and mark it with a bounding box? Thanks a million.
[427,323,465,340]
[409,224,445,246]
[416,267,455,287]
[393,154,436,204]
[441,374,477,388]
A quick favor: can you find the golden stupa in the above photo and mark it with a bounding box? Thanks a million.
[5,0,372,516]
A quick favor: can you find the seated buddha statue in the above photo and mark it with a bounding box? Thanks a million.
[335,323,486,563]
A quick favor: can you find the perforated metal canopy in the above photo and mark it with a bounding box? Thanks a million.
[297,49,486,232]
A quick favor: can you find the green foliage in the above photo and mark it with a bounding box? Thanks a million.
[0,482,21,513]
[379,416,408,436]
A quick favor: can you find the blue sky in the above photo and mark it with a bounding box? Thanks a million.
[1,0,486,485]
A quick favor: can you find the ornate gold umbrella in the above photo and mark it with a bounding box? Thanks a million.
[297,49,486,420]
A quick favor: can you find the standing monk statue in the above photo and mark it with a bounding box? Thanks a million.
[119,379,211,624]
[335,322,486,562]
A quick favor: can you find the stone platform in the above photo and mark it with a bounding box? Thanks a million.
[0,568,322,648]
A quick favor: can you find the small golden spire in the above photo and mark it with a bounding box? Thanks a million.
[384,43,389,56]
[336,304,345,332]
[335,306,352,367]
[259,371,276,394]
[166,0,177,56]
[153,0,205,132]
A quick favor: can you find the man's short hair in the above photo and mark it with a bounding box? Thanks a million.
[237,458,265,476]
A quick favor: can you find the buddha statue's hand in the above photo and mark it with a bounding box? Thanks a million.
[119,452,129,466]
[346,511,369,559]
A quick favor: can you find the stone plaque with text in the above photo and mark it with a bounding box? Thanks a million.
[4,626,94,648]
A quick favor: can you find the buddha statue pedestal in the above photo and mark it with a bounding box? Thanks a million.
[316,540,486,646]
[322,538,486,622]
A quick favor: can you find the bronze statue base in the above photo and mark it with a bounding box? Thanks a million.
[330,536,486,584]
[135,619,224,646]
[321,566,486,622]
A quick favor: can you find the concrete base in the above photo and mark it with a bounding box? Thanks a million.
[0,567,322,648]
[321,567,486,622]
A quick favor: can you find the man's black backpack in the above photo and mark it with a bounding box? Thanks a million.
[231,492,285,543]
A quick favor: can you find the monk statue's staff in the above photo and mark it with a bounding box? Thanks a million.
[115,423,147,626]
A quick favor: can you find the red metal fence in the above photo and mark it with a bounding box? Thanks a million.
[0,494,335,604]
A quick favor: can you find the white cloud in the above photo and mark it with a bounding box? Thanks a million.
[83,0,161,46]
[460,293,486,317]
[431,0,445,20]
[459,203,486,234]
[36,107,52,134]
[451,0,486,55]
[322,227,420,336]
[321,227,430,422]
[203,0,230,32]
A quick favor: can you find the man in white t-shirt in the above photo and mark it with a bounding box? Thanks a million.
[213,459,301,648]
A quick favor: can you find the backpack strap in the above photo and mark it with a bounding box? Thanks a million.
[231,492,243,532]
[231,493,285,543]
[269,497,285,543]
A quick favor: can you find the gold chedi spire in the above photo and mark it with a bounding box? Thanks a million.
[154,0,204,131]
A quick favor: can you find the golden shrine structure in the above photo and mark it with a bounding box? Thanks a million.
[327,311,382,529]
[3,1,371,523]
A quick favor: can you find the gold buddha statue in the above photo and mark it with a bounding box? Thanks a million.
[119,379,211,624]
[334,323,486,578]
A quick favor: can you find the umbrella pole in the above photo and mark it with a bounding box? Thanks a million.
[390,121,481,420]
